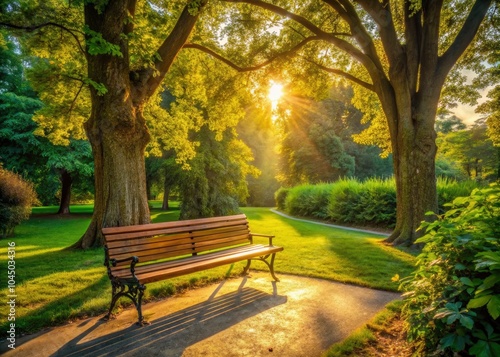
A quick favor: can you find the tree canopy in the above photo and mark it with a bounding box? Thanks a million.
[1,0,497,247]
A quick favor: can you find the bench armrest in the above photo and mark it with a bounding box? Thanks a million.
[250,233,275,246]
[110,256,140,279]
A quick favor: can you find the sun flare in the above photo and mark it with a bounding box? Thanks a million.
[268,81,284,109]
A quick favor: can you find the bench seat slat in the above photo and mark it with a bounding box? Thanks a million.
[110,244,263,277]
[112,244,283,284]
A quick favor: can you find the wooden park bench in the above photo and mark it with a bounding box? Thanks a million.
[102,213,283,325]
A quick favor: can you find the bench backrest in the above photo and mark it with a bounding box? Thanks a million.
[102,214,252,268]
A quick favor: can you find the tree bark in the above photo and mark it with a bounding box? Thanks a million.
[57,169,73,215]
[384,105,438,245]
[162,187,170,210]
[71,0,204,248]
[71,1,151,248]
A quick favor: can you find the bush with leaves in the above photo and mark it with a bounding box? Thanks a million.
[274,187,290,210]
[400,183,500,356]
[0,166,37,237]
[284,183,333,219]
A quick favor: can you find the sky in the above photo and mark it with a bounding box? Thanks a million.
[454,100,486,126]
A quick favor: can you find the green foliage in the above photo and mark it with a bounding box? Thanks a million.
[83,25,122,57]
[179,126,259,219]
[435,157,467,181]
[327,178,396,227]
[285,183,333,220]
[274,187,290,210]
[0,166,37,237]
[276,88,357,186]
[437,178,480,213]
[400,184,500,356]
[0,37,93,206]
[279,178,479,229]
[437,124,499,182]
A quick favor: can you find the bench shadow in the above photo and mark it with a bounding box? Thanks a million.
[52,280,287,357]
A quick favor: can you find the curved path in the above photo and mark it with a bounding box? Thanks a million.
[2,212,399,356]
[2,272,399,357]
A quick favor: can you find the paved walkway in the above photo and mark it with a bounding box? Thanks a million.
[1,272,399,357]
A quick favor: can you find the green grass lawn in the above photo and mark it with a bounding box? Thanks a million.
[0,203,415,336]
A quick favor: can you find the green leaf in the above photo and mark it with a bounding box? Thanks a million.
[479,274,500,290]
[467,295,492,309]
[468,295,492,309]
[487,295,500,319]
[460,314,474,329]
[83,25,123,57]
[460,277,475,287]
[441,333,466,351]
[470,340,500,357]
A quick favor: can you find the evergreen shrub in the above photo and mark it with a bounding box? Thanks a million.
[327,178,396,227]
[278,178,479,228]
[284,183,333,219]
[327,178,364,223]
[355,178,396,226]
[0,166,37,237]
[400,184,500,356]
[274,187,290,210]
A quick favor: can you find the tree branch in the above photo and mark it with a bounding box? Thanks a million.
[403,2,422,95]
[183,36,320,72]
[223,0,332,38]
[302,57,374,91]
[66,82,85,119]
[139,1,207,99]
[222,0,380,81]
[323,0,385,73]
[438,0,493,80]
[419,0,443,89]
[355,0,403,66]
[0,22,86,55]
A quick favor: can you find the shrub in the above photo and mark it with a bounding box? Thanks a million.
[356,178,396,227]
[327,178,396,227]
[327,178,364,223]
[274,187,290,210]
[437,178,480,213]
[400,183,500,356]
[284,183,333,219]
[0,167,37,237]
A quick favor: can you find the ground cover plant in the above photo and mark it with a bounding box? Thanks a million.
[0,204,414,337]
[401,183,500,356]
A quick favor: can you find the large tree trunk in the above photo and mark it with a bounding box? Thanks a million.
[57,169,73,215]
[162,187,170,210]
[384,105,438,246]
[71,0,204,248]
[72,0,150,248]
